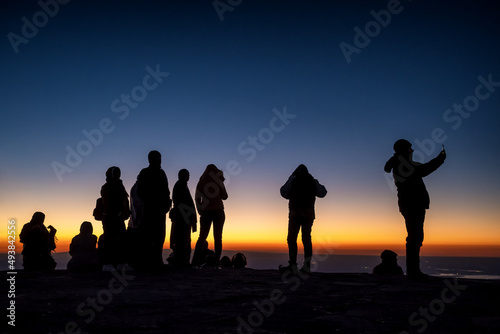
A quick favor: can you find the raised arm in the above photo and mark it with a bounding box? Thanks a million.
[417,152,446,177]
[315,179,327,198]
[280,175,295,199]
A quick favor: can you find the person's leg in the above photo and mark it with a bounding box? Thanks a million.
[403,209,425,275]
[157,214,167,266]
[192,212,212,266]
[301,217,314,270]
[138,210,155,268]
[170,219,177,251]
[287,213,301,266]
[175,219,190,267]
[116,220,128,265]
[212,210,226,262]
[147,212,166,268]
[100,217,117,267]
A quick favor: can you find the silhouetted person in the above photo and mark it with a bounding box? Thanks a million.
[100,166,130,271]
[19,212,57,271]
[137,150,171,269]
[67,221,101,272]
[126,179,142,269]
[220,256,232,268]
[193,241,216,267]
[232,253,247,269]
[280,164,327,273]
[192,165,228,267]
[129,180,143,229]
[384,139,446,278]
[169,169,197,268]
[372,250,404,276]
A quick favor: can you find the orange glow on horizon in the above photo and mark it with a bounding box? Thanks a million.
[4,239,500,258]
[2,185,499,258]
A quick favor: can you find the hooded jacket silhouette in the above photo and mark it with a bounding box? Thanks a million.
[280,164,327,272]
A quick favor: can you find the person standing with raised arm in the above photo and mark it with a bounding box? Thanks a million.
[384,139,446,278]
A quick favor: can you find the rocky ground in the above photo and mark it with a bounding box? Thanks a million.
[2,267,500,333]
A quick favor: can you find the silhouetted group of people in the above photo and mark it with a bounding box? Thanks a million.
[20,139,446,278]
[95,150,230,271]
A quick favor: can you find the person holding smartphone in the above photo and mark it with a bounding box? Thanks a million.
[384,140,446,278]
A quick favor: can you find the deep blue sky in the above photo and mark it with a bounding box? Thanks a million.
[1,0,499,251]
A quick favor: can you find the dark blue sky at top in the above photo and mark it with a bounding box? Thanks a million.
[1,0,500,222]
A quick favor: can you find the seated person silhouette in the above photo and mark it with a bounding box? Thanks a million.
[232,253,247,269]
[220,256,232,268]
[372,250,404,276]
[67,221,101,272]
[19,212,57,271]
[195,241,216,268]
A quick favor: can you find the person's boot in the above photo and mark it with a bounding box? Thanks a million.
[300,258,312,274]
[406,246,428,279]
[279,261,298,274]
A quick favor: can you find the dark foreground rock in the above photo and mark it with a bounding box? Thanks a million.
[2,268,499,333]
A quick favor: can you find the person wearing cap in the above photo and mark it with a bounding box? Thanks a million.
[384,139,446,278]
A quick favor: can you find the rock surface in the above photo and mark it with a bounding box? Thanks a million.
[2,268,500,333]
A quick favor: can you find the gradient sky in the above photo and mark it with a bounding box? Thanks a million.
[1,0,499,256]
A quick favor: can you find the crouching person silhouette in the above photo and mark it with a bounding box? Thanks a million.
[384,139,446,278]
[280,164,327,273]
[19,212,57,271]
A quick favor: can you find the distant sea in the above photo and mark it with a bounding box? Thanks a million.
[2,251,500,280]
